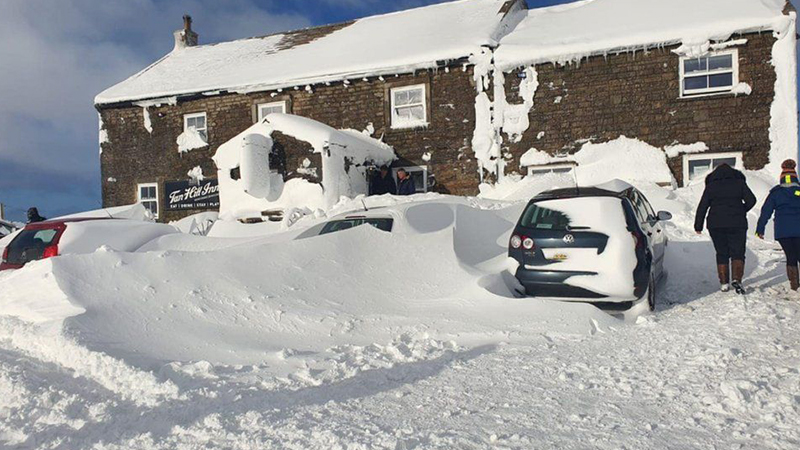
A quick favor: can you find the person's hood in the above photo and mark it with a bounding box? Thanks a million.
[705,164,745,185]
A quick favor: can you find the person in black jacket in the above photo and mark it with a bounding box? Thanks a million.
[694,163,757,294]
[369,165,397,196]
[26,207,47,224]
[397,169,416,196]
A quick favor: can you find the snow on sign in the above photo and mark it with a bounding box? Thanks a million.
[164,179,220,211]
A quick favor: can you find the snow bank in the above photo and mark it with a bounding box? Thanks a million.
[213,114,395,219]
[96,0,523,104]
[767,11,799,172]
[55,203,152,221]
[495,0,788,69]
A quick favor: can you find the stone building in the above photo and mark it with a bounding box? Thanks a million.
[95,0,797,221]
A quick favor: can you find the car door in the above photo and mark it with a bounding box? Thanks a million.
[633,190,666,278]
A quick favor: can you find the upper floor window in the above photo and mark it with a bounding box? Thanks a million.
[390,84,427,129]
[680,50,738,97]
[184,112,207,141]
[683,152,743,184]
[257,101,287,121]
[137,182,159,219]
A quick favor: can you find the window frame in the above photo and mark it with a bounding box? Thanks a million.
[392,165,428,193]
[390,84,428,129]
[257,101,287,122]
[183,112,208,141]
[682,152,744,184]
[137,182,159,219]
[679,49,739,98]
[526,162,577,177]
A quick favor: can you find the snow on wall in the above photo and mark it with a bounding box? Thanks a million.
[664,142,708,158]
[98,113,108,155]
[213,114,395,219]
[494,66,538,143]
[177,128,208,153]
[768,12,799,172]
[187,166,205,183]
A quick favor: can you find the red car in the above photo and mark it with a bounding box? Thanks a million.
[1,218,177,270]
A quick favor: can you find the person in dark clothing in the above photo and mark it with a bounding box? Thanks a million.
[26,207,47,224]
[756,159,800,292]
[695,163,757,294]
[369,165,397,196]
[396,169,416,196]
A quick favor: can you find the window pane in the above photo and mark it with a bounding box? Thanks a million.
[684,58,707,74]
[407,88,423,104]
[689,159,712,179]
[408,105,425,121]
[708,54,733,71]
[394,90,410,106]
[708,72,733,88]
[552,168,572,174]
[395,107,411,120]
[712,157,737,168]
[684,76,708,91]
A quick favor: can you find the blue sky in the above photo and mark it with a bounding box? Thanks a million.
[0,0,794,221]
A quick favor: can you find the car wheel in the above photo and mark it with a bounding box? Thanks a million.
[647,275,656,312]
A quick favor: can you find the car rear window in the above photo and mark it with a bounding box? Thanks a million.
[320,218,393,235]
[6,228,60,264]
[519,204,571,230]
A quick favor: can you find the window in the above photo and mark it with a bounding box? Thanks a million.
[390,84,427,129]
[183,112,207,141]
[393,166,428,193]
[137,183,159,218]
[257,101,287,121]
[319,218,394,235]
[683,152,743,183]
[526,163,576,177]
[680,50,738,97]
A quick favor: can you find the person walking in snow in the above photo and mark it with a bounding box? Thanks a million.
[26,207,47,224]
[756,159,800,292]
[694,163,757,295]
[369,165,397,196]
[396,169,416,196]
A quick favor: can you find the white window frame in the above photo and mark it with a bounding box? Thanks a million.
[257,101,287,121]
[683,152,743,184]
[392,166,428,193]
[137,182,159,219]
[526,162,577,177]
[183,112,208,141]
[390,84,428,129]
[679,49,739,98]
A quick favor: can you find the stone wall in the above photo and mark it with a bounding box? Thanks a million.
[99,66,482,221]
[501,32,777,186]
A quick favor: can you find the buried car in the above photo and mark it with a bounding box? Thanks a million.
[509,180,671,313]
[0,218,178,270]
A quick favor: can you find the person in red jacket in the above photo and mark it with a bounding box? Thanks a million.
[695,164,757,295]
[756,159,800,292]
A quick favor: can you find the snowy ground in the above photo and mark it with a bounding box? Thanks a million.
[1,176,799,449]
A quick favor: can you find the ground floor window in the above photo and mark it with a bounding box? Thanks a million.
[137,183,159,218]
[526,163,576,177]
[683,152,743,183]
[392,166,428,193]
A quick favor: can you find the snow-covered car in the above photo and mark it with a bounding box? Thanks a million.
[315,211,395,237]
[509,180,671,313]
[0,218,178,270]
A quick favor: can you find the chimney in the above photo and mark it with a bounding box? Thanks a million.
[173,14,198,51]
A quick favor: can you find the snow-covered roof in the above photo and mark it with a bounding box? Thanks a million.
[95,0,520,105]
[495,0,791,70]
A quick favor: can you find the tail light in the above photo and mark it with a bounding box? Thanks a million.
[1,246,7,262]
[42,245,59,259]
[511,234,535,250]
[522,237,535,250]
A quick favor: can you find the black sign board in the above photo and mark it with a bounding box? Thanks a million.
[164,179,220,211]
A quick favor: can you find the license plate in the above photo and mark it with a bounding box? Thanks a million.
[550,253,568,261]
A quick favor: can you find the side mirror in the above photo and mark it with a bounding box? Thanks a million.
[657,211,672,221]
